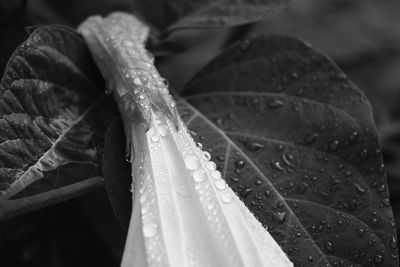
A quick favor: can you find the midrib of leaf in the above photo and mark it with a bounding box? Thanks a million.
[0,102,98,202]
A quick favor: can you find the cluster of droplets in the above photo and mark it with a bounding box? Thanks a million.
[165,114,241,266]
[80,13,177,127]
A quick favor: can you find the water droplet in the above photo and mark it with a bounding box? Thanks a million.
[202,151,211,160]
[240,188,253,198]
[382,198,390,207]
[231,177,239,183]
[345,170,352,177]
[329,140,340,151]
[254,179,262,186]
[354,183,366,194]
[275,211,286,223]
[234,160,245,169]
[221,192,233,203]
[390,236,397,249]
[206,200,216,210]
[158,125,168,136]
[184,155,200,170]
[359,148,368,159]
[349,131,359,142]
[268,99,285,109]
[143,222,158,238]
[151,135,159,143]
[193,169,206,182]
[196,142,203,149]
[378,163,385,174]
[282,154,293,167]
[374,254,384,264]
[305,133,319,145]
[206,161,217,171]
[325,241,334,252]
[133,77,142,86]
[270,160,285,171]
[244,141,264,151]
[370,217,378,225]
[211,170,222,180]
[214,180,226,190]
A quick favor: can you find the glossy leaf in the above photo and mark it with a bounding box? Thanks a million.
[131,0,293,31]
[178,35,399,266]
[0,25,114,218]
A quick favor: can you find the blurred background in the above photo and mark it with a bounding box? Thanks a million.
[1,0,399,266]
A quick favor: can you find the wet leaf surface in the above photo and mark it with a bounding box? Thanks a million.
[179,35,399,266]
[0,25,114,218]
[131,0,293,31]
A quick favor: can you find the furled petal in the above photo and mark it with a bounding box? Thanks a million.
[79,12,293,267]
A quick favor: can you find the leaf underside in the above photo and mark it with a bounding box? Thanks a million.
[0,25,114,219]
[132,0,293,31]
[178,35,399,266]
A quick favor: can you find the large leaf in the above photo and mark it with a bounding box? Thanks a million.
[177,35,399,266]
[0,25,114,218]
[131,0,293,31]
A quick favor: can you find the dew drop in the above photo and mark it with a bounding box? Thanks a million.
[202,151,211,161]
[184,155,200,170]
[206,201,215,210]
[234,160,245,169]
[196,142,203,149]
[151,135,160,143]
[193,169,206,183]
[275,211,286,223]
[133,77,142,86]
[268,99,285,109]
[374,254,384,264]
[211,170,222,180]
[270,160,285,171]
[206,161,217,171]
[221,192,233,203]
[349,131,359,142]
[231,177,239,183]
[158,125,168,137]
[240,188,253,198]
[214,180,226,190]
[390,236,397,249]
[329,140,340,151]
[359,148,368,159]
[244,141,264,151]
[325,241,334,253]
[305,133,319,145]
[143,222,158,238]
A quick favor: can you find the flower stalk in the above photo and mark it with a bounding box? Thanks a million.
[79,12,293,267]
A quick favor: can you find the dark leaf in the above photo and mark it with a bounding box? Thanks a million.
[178,35,398,266]
[131,0,293,31]
[102,119,132,230]
[0,25,115,218]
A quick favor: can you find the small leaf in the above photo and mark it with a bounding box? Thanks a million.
[0,25,115,218]
[132,0,293,31]
[102,119,132,230]
[179,35,399,266]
